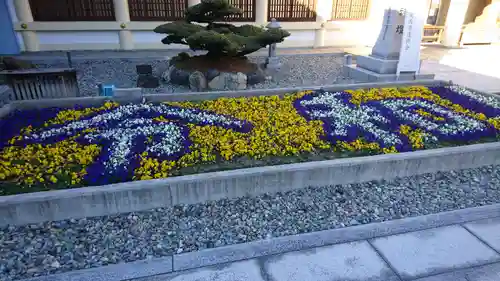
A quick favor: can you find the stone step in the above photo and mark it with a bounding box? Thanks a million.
[356,55,399,74]
[343,64,435,83]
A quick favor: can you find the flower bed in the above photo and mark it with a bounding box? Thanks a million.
[1,85,500,195]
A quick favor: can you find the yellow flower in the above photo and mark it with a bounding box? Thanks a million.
[49,175,58,183]
[4,86,499,188]
[400,125,425,149]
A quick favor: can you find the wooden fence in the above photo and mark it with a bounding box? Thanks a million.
[331,0,370,20]
[268,0,316,22]
[423,25,444,43]
[28,0,373,23]
[128,0,188,21]
[29,0,115,21]
[1,68,80,101]
[225,0,256,21]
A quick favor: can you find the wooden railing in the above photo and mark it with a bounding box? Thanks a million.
[29,0,115,21]
[226,0,256,21]
[128,0,188,21]
[422,25,444,43]
[0,69,80,101]
[331,0,370,20]
[268,0,316,22]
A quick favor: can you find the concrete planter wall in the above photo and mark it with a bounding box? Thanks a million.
[2,80,499,227]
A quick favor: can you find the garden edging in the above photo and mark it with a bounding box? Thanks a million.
[1,141,500,227]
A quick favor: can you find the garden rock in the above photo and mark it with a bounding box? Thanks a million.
[208,73,227,90]
[228,72,247,90]
[170,67,190,85]
[188,71,207,91]
[208,72,247,90]
[162,61,266,90]
[247,67,266,85]
[161,66,174,83]
[137,75,159,89]
[205,68,220,81]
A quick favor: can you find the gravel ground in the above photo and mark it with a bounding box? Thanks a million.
[1,165,500,280]
[33,54,344,96]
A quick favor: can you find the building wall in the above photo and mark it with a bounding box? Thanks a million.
[464,0,491,24]
[7,0,410,52]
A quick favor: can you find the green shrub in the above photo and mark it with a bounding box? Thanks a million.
[154,0,290,57]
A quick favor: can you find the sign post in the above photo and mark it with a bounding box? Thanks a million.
[396,2,427,77]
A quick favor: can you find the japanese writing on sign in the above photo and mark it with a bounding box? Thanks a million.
[396,25,404,34]
[382,8,392,40]
[405,13,414,51]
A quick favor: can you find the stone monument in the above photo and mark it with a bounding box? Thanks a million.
[344,6,435,82]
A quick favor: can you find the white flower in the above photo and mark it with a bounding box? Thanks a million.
[25,102,250,177]
[380,99,486,135]
[300,91,402,146]
[448,85,500,109]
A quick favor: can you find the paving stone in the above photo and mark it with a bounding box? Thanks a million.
[433,71,500,94]
[371,225,500,279]
[134,260,264,281]
[465,262,500,281]
[413,271,468,281]
[465,217,500,252]
[420,60,463,73]
[263,241,399,281]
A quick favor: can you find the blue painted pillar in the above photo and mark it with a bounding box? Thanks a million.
[0,0,20,55]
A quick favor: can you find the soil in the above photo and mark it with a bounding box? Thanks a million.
[174,55,258,73]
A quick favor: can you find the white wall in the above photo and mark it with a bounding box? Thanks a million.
[131,30,315,49]
[283,30,315,47]
[132,31,189,49]
[37,32,120,50]
[324,0,389,47]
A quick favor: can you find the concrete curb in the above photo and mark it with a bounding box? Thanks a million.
[20,202,500,281]
[147,79,442,101]
[6,80,444,110]
[21,256,173,281]
[2,141,500,227]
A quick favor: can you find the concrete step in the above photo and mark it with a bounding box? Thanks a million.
[344,65,435,83]
[356,55,399,74]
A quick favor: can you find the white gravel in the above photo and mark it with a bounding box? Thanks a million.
[33,54,344,96]
[1,165,500,280]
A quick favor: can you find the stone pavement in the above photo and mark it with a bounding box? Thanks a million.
[132,217,500,281]
[346,44,500,94]
[419,45,500,94]
[420,61,500,95]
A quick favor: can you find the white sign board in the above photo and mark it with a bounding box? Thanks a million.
[397,2,426,75]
